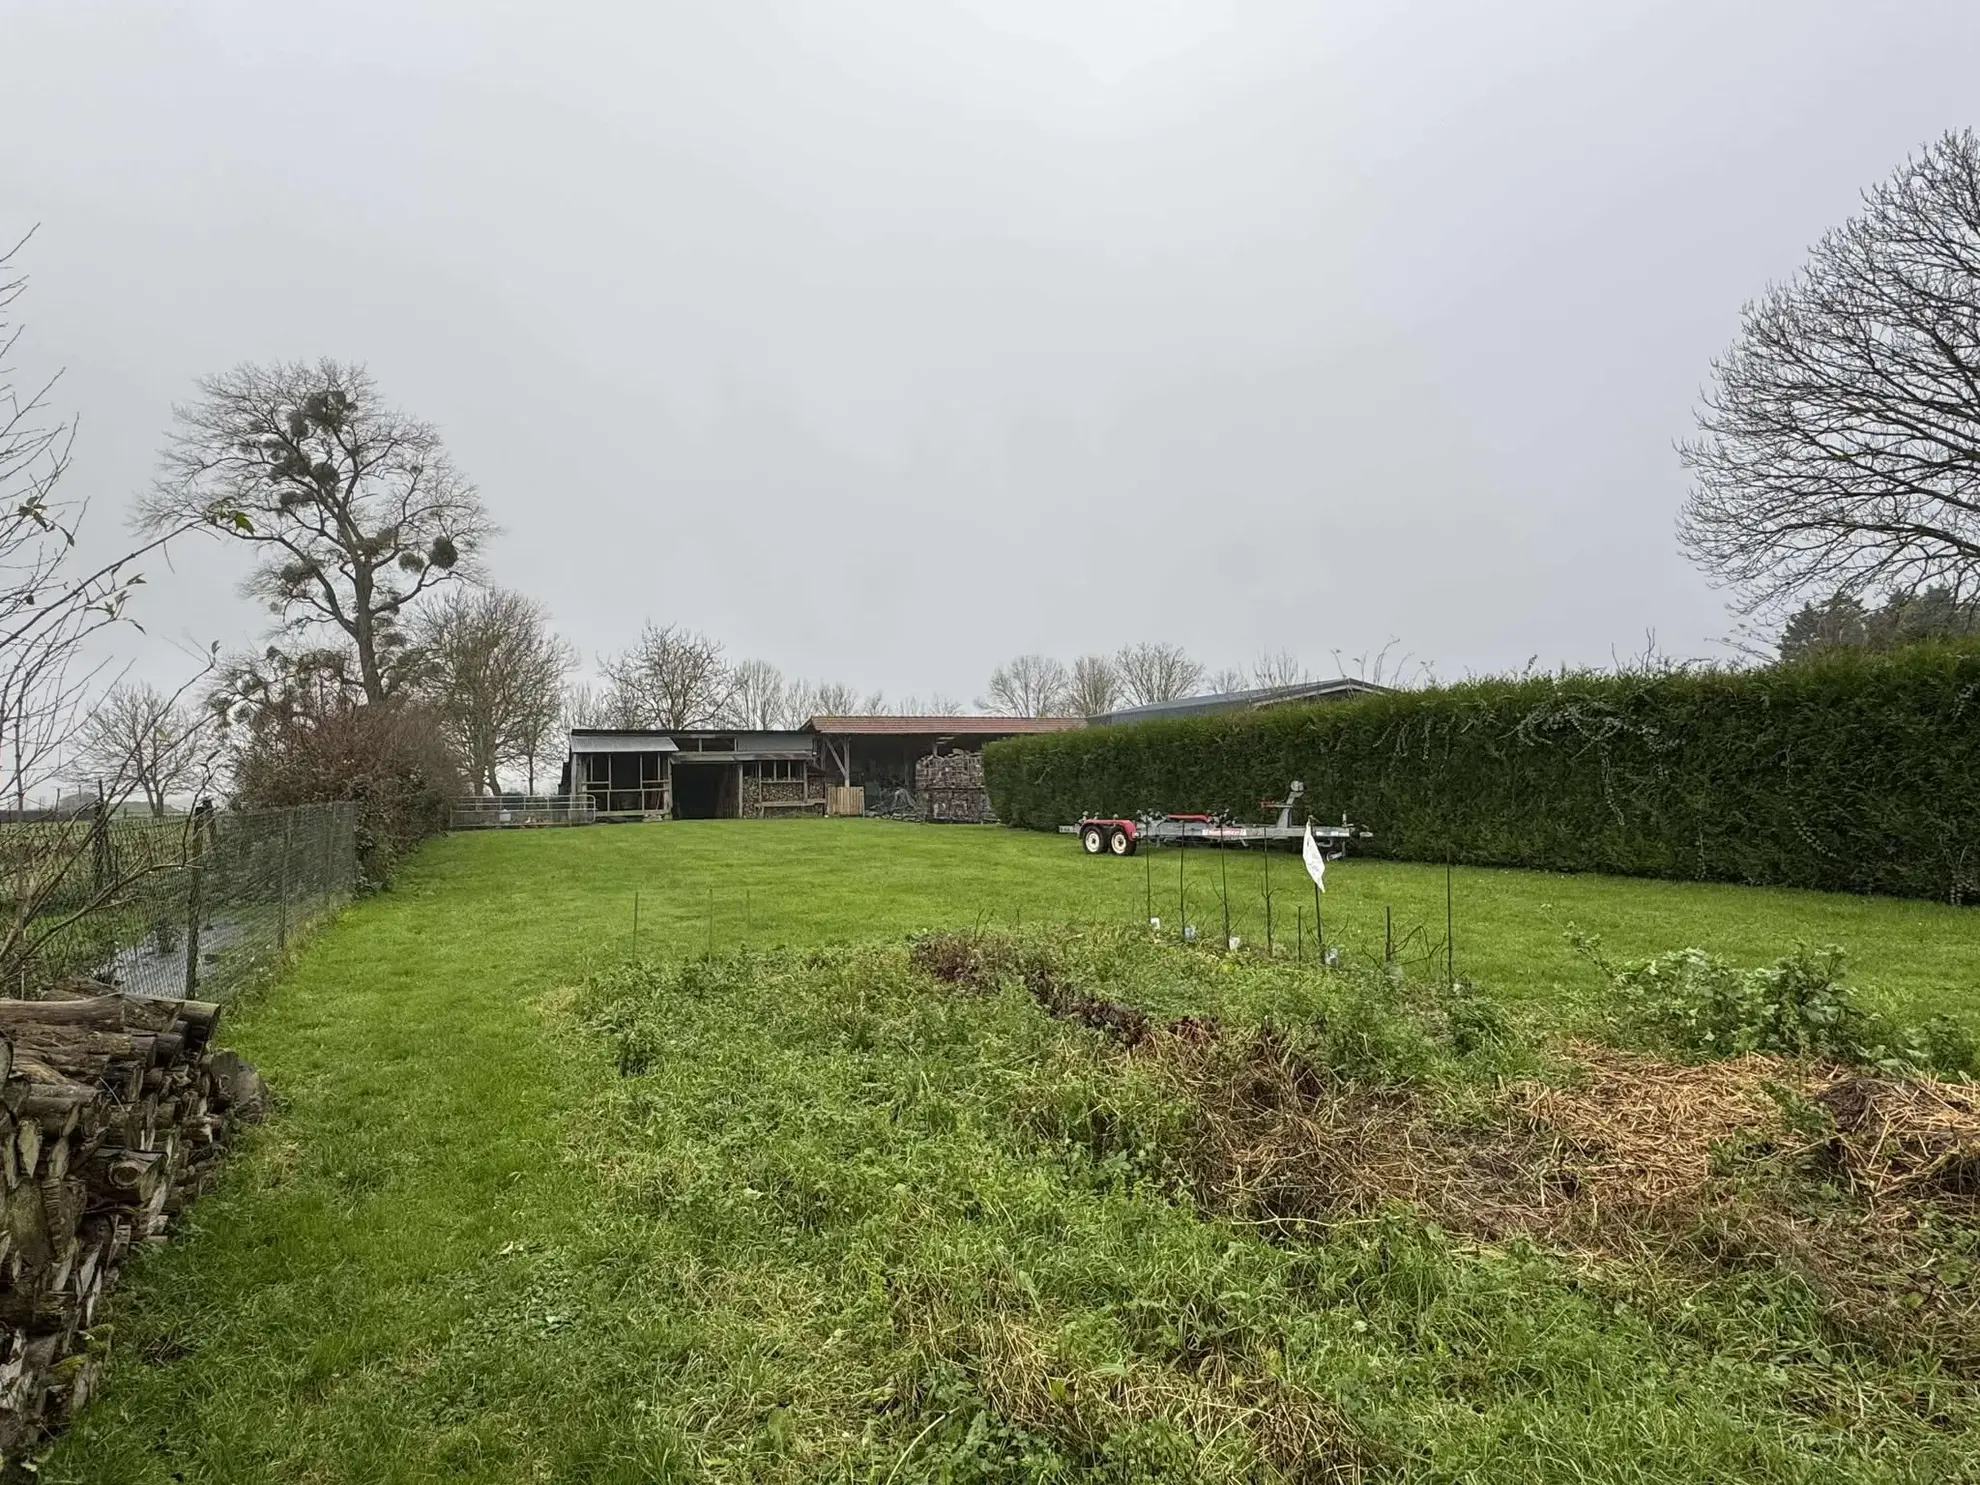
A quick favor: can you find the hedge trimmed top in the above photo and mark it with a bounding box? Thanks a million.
[982,643,1980,903]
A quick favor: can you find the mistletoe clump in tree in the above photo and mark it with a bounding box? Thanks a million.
[137,360,495,704]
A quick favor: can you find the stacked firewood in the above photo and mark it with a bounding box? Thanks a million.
[0,988,266,1462]
[914,750,994,823]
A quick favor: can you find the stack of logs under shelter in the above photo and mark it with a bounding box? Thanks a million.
[0,987,265,1461]
[914,750,996,824]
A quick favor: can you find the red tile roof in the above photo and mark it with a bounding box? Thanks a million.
[804,715,1084,736]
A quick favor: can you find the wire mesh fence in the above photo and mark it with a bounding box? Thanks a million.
[2,800,359,1002]
[448,794,597,830]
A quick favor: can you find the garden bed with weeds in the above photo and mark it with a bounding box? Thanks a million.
[568,927,1980,1483]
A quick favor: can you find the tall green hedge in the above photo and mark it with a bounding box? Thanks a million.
[983,644,1980,903]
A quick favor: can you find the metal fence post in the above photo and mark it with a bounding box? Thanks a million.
[322,805,336,907]
[277,812,293,953]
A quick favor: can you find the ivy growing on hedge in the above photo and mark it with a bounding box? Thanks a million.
[983,642,1980,903]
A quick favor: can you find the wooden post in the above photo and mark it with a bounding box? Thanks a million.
[184,799,213,993]
[89,789,109,893]
[183,860,203,995]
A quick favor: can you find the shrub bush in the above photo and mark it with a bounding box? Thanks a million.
[232,701,461,886]
[983,642,1980,902]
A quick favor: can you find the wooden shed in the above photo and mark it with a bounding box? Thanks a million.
[567,728,826,820]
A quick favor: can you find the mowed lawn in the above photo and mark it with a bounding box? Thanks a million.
[38,821,1980,1483]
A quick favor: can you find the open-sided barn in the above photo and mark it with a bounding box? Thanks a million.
[559,716,1080,820]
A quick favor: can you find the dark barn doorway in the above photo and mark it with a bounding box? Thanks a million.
[671,761,737,819]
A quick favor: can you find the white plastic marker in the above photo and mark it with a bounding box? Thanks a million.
[1303,821,1327,965]
[1302,822,1327,892]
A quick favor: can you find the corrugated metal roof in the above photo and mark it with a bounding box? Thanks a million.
[1094,679,1386,727]
[804,715,1084,736]
[568,730,680,754]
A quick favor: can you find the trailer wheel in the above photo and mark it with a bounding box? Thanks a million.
[1108,827,1134,856]
[1080,825,1106,854]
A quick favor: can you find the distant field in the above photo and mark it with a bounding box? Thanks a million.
[38,821,1980,1483]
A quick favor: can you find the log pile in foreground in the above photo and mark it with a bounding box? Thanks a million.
[0,987,267,1463]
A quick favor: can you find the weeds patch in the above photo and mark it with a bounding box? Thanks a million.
[554,931,1980,1480]
[925,929,1980,1376]
[1574,933,1980,1075]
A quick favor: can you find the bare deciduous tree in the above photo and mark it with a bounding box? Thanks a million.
[208,644,370,736]
[1252,650,1309,689]
[890,693,967,717]
[1114,642,1202,706]
[561,682,613,730]
[724,658,789,730]
[1680,130,1980,612]
[784,679,865,723]
[1204,665,1249,695]
[0,235,211,988]
[137,360,495,703]
[600,622,733,729]
[983,654,1070,716]
[1062,655,1120,719]
[411,588,576,793]
[73,683,211,816]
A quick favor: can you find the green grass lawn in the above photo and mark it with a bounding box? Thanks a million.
[338,821,1980,1027]
[37,821,1980,1483]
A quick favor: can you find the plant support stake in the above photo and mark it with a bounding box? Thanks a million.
[1262,836,1273,956]
[1220,831,1231,950]
[1446,855,1455,990]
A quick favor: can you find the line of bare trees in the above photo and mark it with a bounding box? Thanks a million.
[983,641,1440,717]
[980,644,1325,718]
[573,621,966,735]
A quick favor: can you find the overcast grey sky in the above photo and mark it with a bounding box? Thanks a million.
[5,0,1977,699]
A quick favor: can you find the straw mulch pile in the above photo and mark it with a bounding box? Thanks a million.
[1135,1026,1980,1365]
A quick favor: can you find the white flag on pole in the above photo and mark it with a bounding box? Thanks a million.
[1302,822,1327,892]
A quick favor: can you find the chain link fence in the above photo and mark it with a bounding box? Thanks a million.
[3,800,359,1002]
